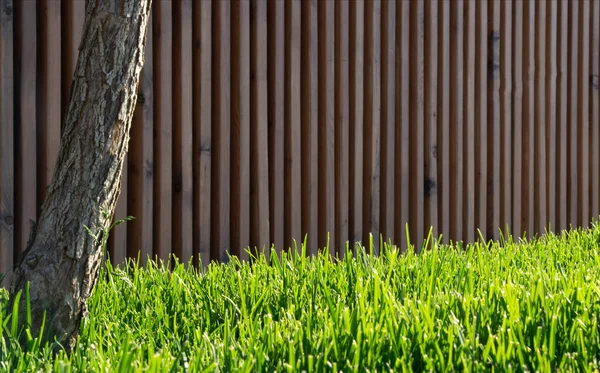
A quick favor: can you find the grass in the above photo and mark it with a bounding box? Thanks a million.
[2,225,600,372]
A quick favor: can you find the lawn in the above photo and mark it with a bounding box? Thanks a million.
[2,225,600,372]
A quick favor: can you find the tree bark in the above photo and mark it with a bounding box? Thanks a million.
[9,0,151,346]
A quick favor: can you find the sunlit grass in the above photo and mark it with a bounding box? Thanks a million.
[2,223,600,372]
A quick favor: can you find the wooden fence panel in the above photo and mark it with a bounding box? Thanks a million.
[335,0,350,256]
[249,0,270,258]
[592,0,600,222]
[557,0,569,232]
[409,0,424,251]
[0,0,14,275]
[15,0,36,259]
[318,0,335,255]
[301,0,318,255]
[267,0,284,254]
[424,0,437,245]
[194,0,211,265]
[546,0,556,230]
[465,0,476,243]
[437,0,450,244]
[231,0,251,260]
[284,0,302,253]
[2,0,600,272]
[349,0,364,250]
[578,0,590,228]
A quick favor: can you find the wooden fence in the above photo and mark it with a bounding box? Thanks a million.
[0,0,599,273]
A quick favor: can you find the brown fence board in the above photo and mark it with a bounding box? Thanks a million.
[546,0,557,230]
[381,0,396,246]
[424,0,437,245]
[15,0,36,258]
[213,0,231,261]
[533,0,546,234]
[318,0,335,255]
[568,1,579,229]
[449,0,464,243]
[301,0,318,255]
[284,0,302,253]
[231,0,251,260]
[437,0,450,244]
[0,0,14,275]
[591,0,600,222]
[523,0,535,236]
[349,0,364,250]
[512,0,523,237]
[38,0,61,208]
[250,0,270,257]
[409,0,424,250]
[128,10,154,264]
[335,0,350,256]
[268,0,284,254]
[500,0,513,234]
[578,0,590,228]
[396,0,410,250]
[193,0,211,266]
[465,0,477,243]
[557,0,568,232]
[111,156,127,265]
[61,0,83,119]
[173,0,194,264]
[154,0,173,261]
[488,0,501,240]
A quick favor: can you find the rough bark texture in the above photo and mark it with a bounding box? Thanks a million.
[9,0,151,346]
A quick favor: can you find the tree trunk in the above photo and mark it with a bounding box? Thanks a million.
[9,0,152,346]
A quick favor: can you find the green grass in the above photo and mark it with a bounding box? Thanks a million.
[2,225,600,372]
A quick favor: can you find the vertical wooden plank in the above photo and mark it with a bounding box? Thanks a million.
[110,156,127,265]
[284,0,302,252]
[15,0,36,259]
[335,0,350,255]
[318,0,336,255]
[300,0,318,254]
[348,0,364,250]
[449,0,464,243]
[567,0,579,228]
[465,0,477,243]
[231,0,251,260]
[408,0,424,250]
[363,0,381,253]
[556,0,568,232]
[487,0,501,240]
[500,0,513,235]
[533,0,546,235]
[512,0,523,237]
[423,0,437,244]
[153,0,173,261]
[437,0,450,244]
[0,0,14,274]
[250,0,270,257]
[268,0,284,253]
[213,0,231,260]
[578,0,590,227]
[591,0,600,222]
[193,0,212,265]
[523,0,535,236]
[380,0,395,246]
[61,0,85,119]
[172,0,194,264]
[128,10,154,265]
[545,1,557,231]
[38,0,61,210]
[396,0,410,250]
